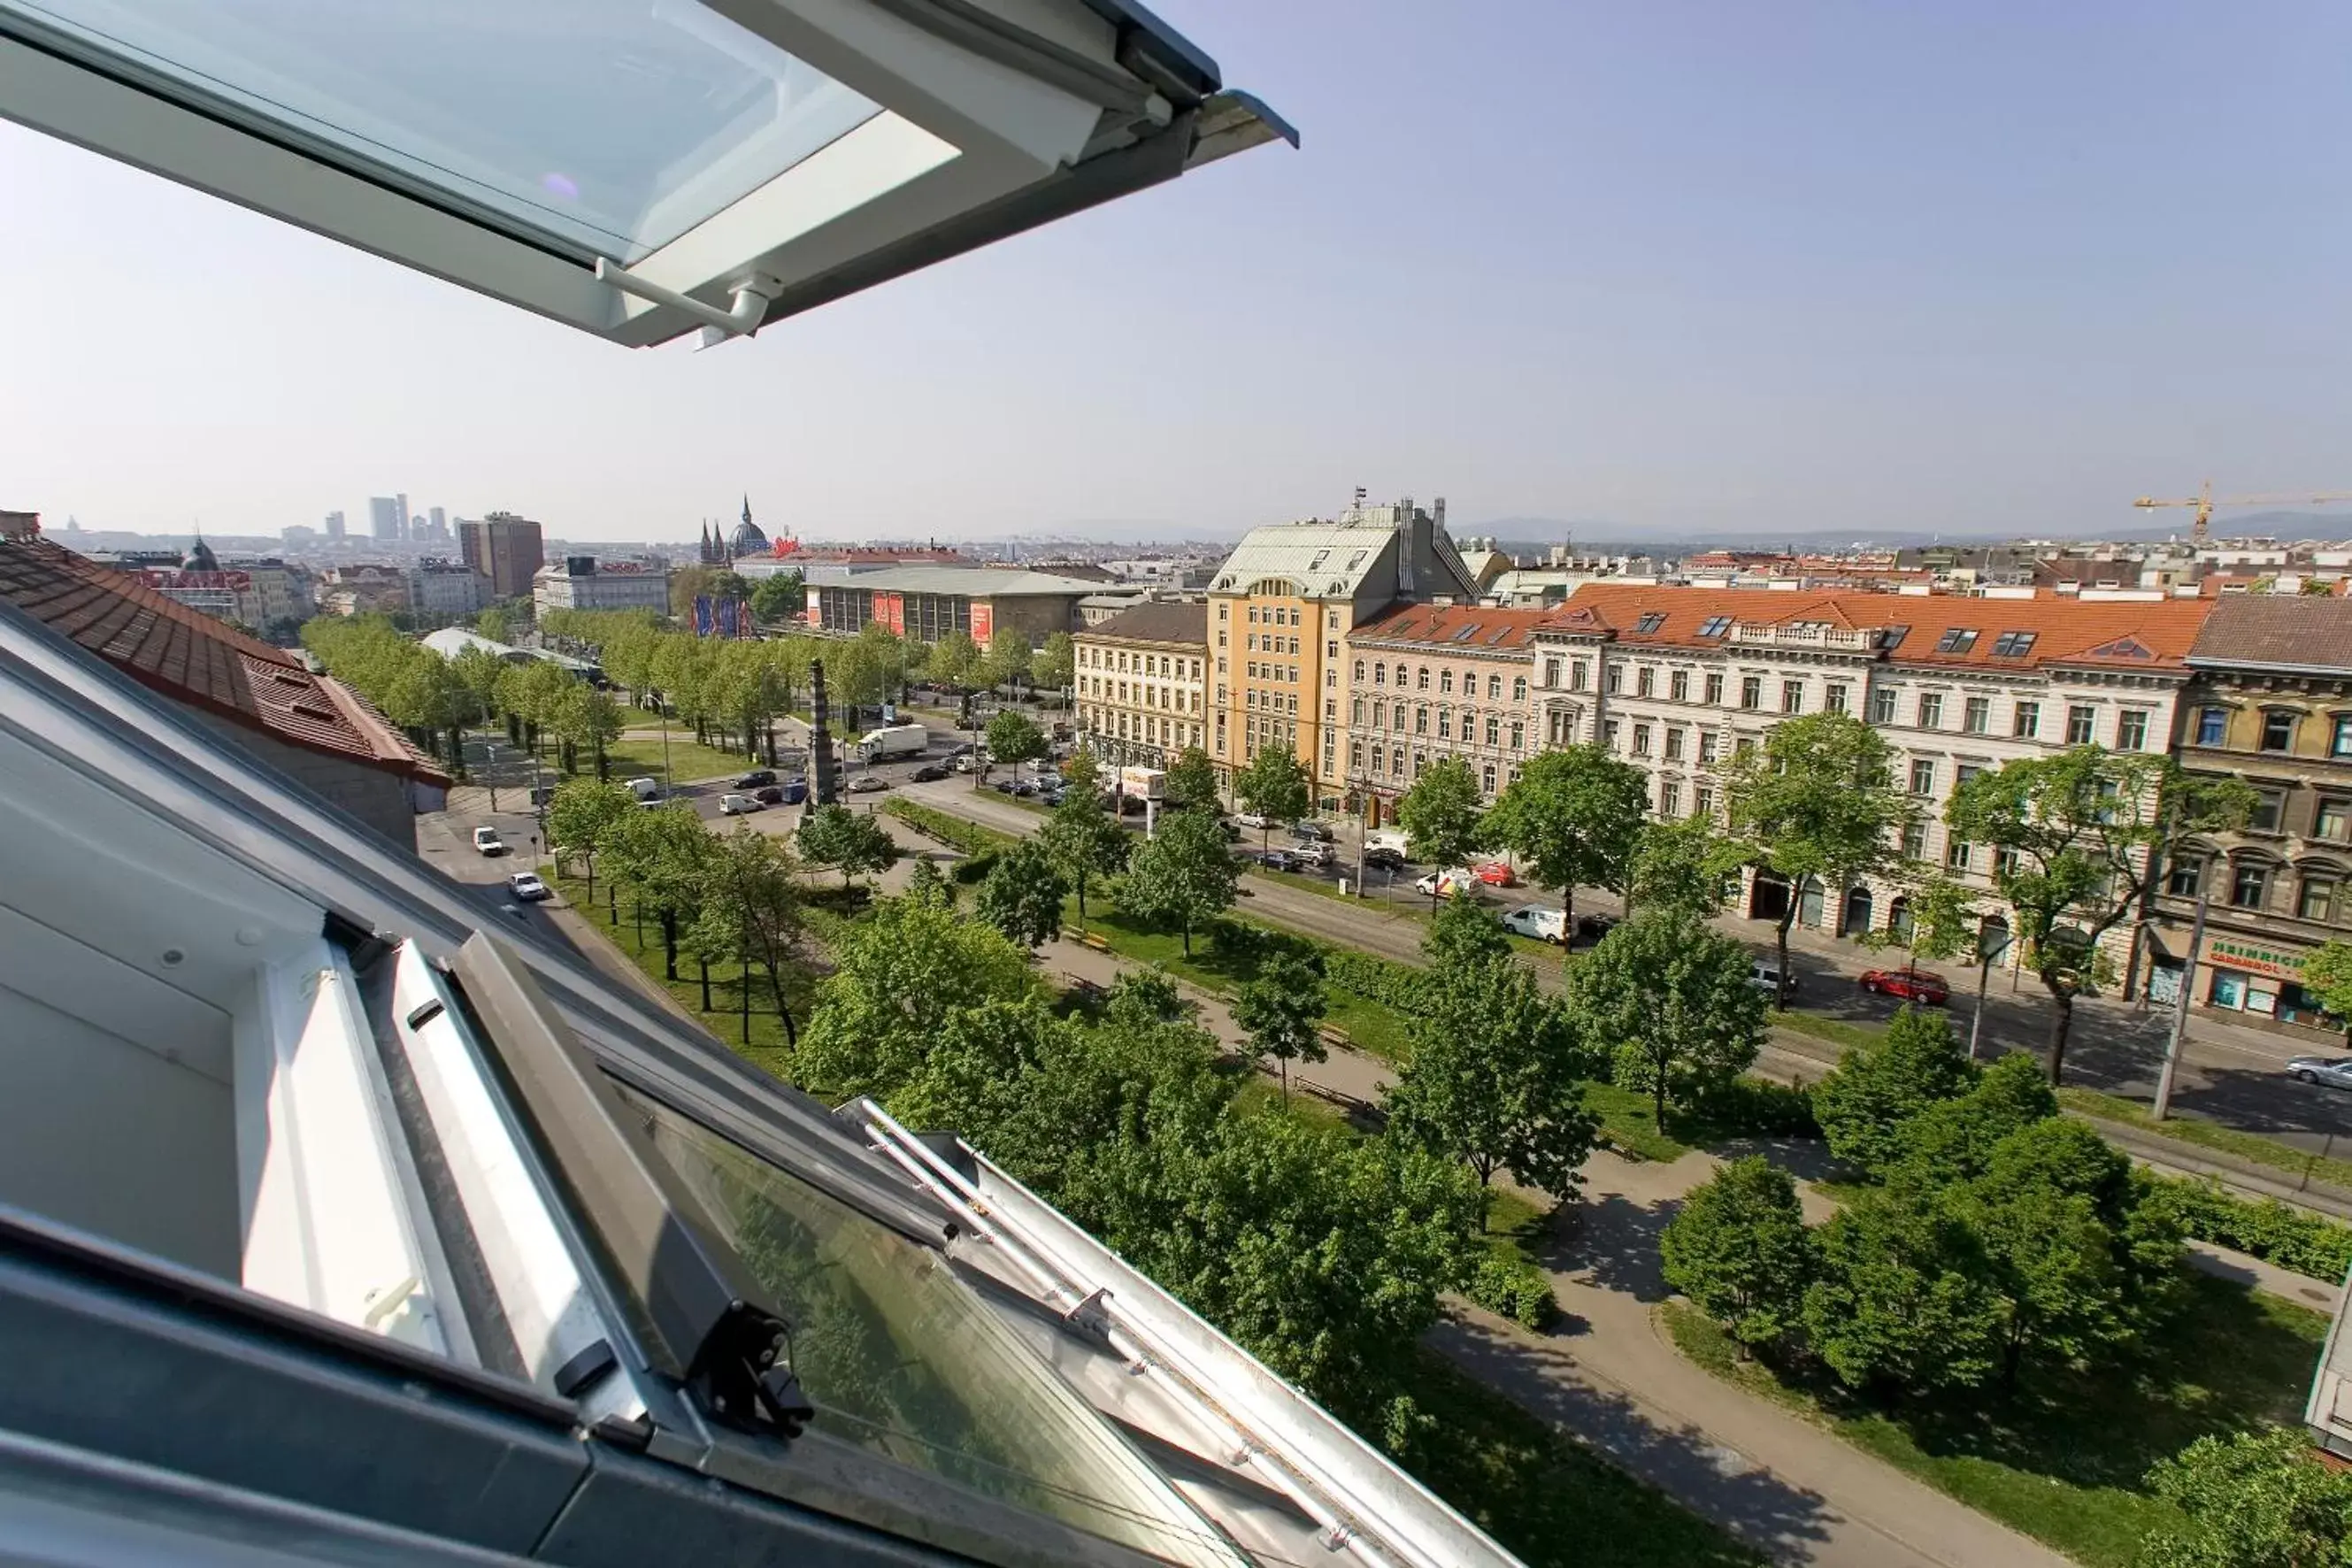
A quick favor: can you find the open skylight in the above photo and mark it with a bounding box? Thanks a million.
[0,0,1294,347]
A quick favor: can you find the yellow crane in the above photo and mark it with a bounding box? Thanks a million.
[2133,480,2352,546]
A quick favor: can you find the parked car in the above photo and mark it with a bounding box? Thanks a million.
[944,742,974,757]
[736,768,776,788]
[1501,905,1567,942]
[954,754,979,772]
[472,826,505,856]
[1747,959,1798,998]
[506,871,550,902]
[846,774,889,793]
[1009,780,1038,797]
[990,778,1019,795]
[718,793,760,816]
[1574,911,1619,943]
[1414,868,1476,897]
[909,764,950,782]
[626,776,662,803]
[753,785,785,805]
[2287,1056,2352,1092]
[780,777,808,804]
[1234,811,1272,831]
[1472,861,1518,888]
[1292,841,1336,868]
[1361,845,1407,872]
[1214,819,1242,842]
[1290,821,1333,842]
[1258,849,1303,873]
[1858,968,1949,1005]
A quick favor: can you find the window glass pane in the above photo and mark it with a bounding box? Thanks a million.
[15,0,884,262]
[614,1085,1229,1566]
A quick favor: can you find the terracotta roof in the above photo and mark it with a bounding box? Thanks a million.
[1352,602,1556,649]
[1080,599,1208,646]
[1535,583,2211,673]
[2187,595,2352,673]
[0,537,449,785]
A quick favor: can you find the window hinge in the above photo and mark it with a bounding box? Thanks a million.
[595,258,780,348]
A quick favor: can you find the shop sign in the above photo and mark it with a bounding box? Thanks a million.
[2207,936,2307,980]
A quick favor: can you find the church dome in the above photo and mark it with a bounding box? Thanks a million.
[183,536,219,573]
[728,517,769,558]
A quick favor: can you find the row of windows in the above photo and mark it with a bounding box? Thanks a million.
[2169,856,2347,924]
[1244,661,1298,685]
[1349,742,1520,798]
[1355,658,1527,702]
[1245,633,1301,656]
[2194,707,2352,758]
[1079,645,1201,680]
[1079,675,1200,712]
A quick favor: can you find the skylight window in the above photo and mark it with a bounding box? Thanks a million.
[1993,630,2038,657]
[1695,615,1733,637]
[1935,628,1980,654]
[1633,612,1666,634]
[1451,625,1480,642]
[1879,626,1910,649]
[0,0,1294,347]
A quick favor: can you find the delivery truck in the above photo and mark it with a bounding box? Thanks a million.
[854,723,928,763]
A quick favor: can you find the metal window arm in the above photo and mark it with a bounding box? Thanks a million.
[595,258,780,347]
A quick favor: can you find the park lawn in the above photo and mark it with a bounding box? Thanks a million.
[1770,1009,1887,1053]
[1396,1351,1764,1568]
[2058,1086,2352,1193]
[1663,1271,2330,1568]
[548,869,816,1083]
[605,728,765,786]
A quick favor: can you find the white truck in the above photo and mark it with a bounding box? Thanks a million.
[854,723,928,764]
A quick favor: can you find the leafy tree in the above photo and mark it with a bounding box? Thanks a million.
[1233,949,1328,1101]
[545,778,633,905]
[553,681,623,777]
[1813,1005,1973,1177]
[974,840,1069,950]
[1802,1185,2004,1395]
[1394,756,1488,904]
[1626,814,1741,920]
[476,605,511,645]
[980,626,1032,693]
[1887,1051,2058,1189]
[605,805,712,980]
[927,629,981,691]
[1572,912,1766,1122]
[1059,743,1102,797]
[1723,712,1916,1009]
[1947,749,2255,1084]
[2142,1426,2352,1568]
[1961,1117,2181,1381]
[796,804,899,887]
[1660,1157,1811,1355]
[749,570,804,624]
[1038,790,1129,929]
[1387,956,1599,1194]
[1233,744,1311,853]
[1120,808,1238,955]
[2294,939,2352,1044]
[1483,745,1650,956]
[689,826,805,1043]
[795,888,1034,1098]
[1423,893,1511,971]
[985,710,1048,774]
[1030,630,1075,695]
[1164,745,1220,811]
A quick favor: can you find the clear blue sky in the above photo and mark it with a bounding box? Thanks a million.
[4,1,2348,543]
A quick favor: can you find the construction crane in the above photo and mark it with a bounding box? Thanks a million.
[2133,480,2352,547]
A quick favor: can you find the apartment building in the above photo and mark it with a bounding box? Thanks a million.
[1341,603,1551,816]
[1531,585,2211,963]
[532,555,670,615]
[1207,497,1477,807]
[1072,600,1209,770]
[2153,596,2352,1034]
[457,511,544,599]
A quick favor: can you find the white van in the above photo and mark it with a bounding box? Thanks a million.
[1748,958,1798,998]
[626,776,662,804]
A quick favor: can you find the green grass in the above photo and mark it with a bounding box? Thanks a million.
[1395,1350,1764,1568]
[2058,1086,2352,1193]
[547,869,817,1082]
[1663,1272,2330,1568]
[605,728,765,785]
[1771,1009,1887,1052]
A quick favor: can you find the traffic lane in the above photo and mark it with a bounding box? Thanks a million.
[412,808,562,931]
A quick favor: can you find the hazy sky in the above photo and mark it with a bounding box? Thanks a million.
[5,2,2350,543]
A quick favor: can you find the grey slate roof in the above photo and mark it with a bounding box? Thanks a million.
[2187,594,2352,673]
[1081,600,1208,646]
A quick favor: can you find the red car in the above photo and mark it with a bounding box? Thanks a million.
[1858,968,1949,1005]
[1472,861,1518,887]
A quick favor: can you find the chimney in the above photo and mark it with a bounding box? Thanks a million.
[0,511,40,542]
[1433,496,1448,535]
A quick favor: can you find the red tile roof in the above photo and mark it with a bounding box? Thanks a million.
[1352,602,1558,649]
[0,537,449,784]
[1535,583,2212,673]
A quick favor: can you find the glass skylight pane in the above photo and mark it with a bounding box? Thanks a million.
[615,1085,1238,1568]
[5,0,882,261]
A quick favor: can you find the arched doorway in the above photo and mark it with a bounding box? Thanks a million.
[1842,885,1875,937]
[1798,876,1825,929]
[1749,870,1792,922]
[1887,895,1914,943]
[1978,914,2010,967]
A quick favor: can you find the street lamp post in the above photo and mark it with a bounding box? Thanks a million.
[2152,857,2214,1123]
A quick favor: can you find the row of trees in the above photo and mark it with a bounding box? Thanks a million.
[1371,711,2256,1083]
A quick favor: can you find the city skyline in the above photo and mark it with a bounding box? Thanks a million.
[6,3,2351,545]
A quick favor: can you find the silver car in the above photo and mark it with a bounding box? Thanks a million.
[2287,1056,2352,1092]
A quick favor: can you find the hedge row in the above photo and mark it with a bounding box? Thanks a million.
[883,797,1011,857]
[1322,948,1433,1017]
[2148,1175,2352,1283]
[1467,1249,1556,1330]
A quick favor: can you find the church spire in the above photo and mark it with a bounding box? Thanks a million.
[742,493,752,528]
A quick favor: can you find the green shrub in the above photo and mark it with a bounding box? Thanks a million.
[952,849,999,885]
[1325,948,1432,1015]
[1469,1250,1556,1329]
[2147,1176,2352,1283]
[882,797,1009,857]
[1699,1078,1820,1140]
